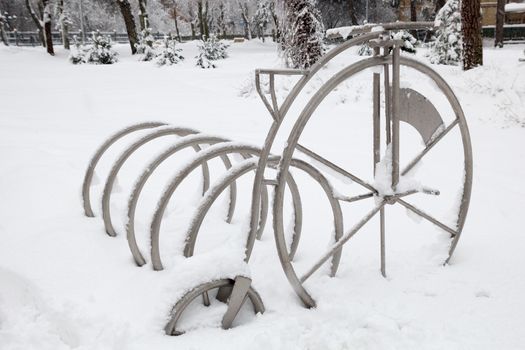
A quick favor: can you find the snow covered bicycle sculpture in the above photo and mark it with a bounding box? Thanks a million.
[81,22,472,335]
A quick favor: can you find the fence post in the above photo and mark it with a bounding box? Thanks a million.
[14,29,19,46]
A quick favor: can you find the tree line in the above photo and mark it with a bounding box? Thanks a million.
[0,0,482,70]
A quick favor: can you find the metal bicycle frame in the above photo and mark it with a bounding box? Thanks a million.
[253,24,473,308]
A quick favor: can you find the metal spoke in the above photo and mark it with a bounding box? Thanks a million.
[299,202,385,283]
[380,208,386,277]
[401,119,459,176]
[396,199,457,236]
[335,192,374,203]
[296,143,377,193]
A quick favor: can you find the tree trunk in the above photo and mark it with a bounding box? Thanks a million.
[138,0,149,31]
[218,3,227,39]
[239,2,252,40]
[495,0,505,47]
[461,0,483,70]
[347,0,358,25]
[173,6,181,42]
[270,3,280,42]
[190,22,196,40]
[58,0,70,49]
[203,1,209,39]
[197,1,204,39]
[410,0,417,22]
[369,0,377,23]
[0,23,8,46]
[42,0,54,55]
[116,0,138,54]
[25,0,46,46]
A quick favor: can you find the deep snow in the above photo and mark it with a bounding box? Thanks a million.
[0,39,524,349]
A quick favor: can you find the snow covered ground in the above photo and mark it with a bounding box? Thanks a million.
[0,40,524,349]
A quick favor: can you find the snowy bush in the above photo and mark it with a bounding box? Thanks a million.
[429,0,462,65]
[155,36,184,66]
[136,27,156,62]
[282,0,325,69]
[392,30,418,54]
[357,42,373,56]
[86,31,118,65]
[357,30,418,56]
[196,54,216,69]
[195,35,229,69]
[68,36,87,64]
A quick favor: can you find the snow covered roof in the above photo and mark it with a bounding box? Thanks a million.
[505,2,525,13]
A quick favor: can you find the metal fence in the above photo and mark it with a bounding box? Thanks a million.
[482,24,525,42]
[4,31,270,46]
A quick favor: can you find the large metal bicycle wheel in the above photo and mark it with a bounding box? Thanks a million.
[271,46,473,308]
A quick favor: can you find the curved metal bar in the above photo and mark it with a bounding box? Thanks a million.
[151,143,263,270]
[183,157,304,261]
[256,180,269,241]
[181,159,255,258]
[101,126,203,237]
[273,158,345,308]
[289,158,343,275]
[237,153,269,242]
[282,168,302,260]
[150,143,295,271]
[164,278,265,336]
[126,134,236,266]
[82,122,168,217]
[183,155,342,283]
[398,57,473,262]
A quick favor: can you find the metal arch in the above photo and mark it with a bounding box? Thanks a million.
[101,126,204,237]
[398,56,473,262]
[274,56,472,307]
[82,122,168,217]
[183,157,307,262]
[150,143,264,271]
[164,278,265,336]
[273,158,345,309]
[125,134,239,267]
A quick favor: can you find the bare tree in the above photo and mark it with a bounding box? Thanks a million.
[495,0,505,48]
[42,0,54,55]
[238,1,252,39]
[56,0,69,49]
[410,0,416,21]
[217,1,228,38]
[0,12,8,46]
[25,0,46,46]
[197,0,205,38]
[269,0,281,42]
[348,0,358,25]
[138,0,149,30]
[171,1,182,41]
[116,0,138,54]
[461,0,482,70]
